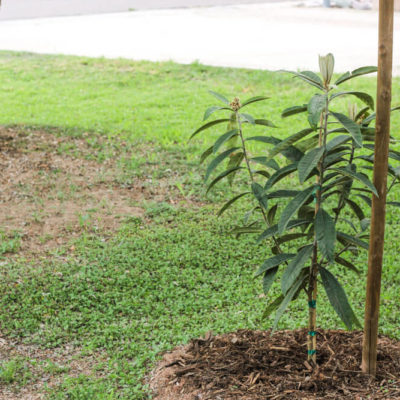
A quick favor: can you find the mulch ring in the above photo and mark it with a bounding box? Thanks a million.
[149,329,400,400]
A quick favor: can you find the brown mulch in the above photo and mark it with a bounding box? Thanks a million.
[149,329,400,400]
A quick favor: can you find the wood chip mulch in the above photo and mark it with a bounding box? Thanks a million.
[149,329,400,400]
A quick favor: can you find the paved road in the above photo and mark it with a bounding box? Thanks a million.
[0,0,292,20]
[0,2,398,74]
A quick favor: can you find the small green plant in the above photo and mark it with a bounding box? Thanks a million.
[0,357,32,385]
[191,54,400,365]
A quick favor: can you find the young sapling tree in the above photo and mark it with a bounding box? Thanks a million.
[191,54,400,366]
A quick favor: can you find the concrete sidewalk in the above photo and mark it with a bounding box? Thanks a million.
[0,2,399,74]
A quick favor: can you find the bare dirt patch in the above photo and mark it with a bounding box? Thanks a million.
[0,333,108,400]
[149,329,400,400]
[0,126,185,257]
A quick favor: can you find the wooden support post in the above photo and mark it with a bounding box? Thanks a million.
[362,0,394,377]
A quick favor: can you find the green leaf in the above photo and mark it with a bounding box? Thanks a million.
[255,254,295,277]
[356,194,372,207]
[329,166,378,196]
[276,233,306,245]
[250,157,280,170]
[315,208,336,263]
[274,272,306,329]
[268,190,299,199]
[284,70,324,90]
[363,105,400,125]
[265,163,298,190]
[213,129,238,153]
[252,182,268,210]
[217,192,250,217]
[263,268,278,295]
[336,231,369,250]
[308,94,326,128]
[281,244,313,294]
[320,267,361,329]
[246,135,280,145]
[281,105,307,118]
[205,147,240,182]
[257,219,311,243]
[203,106,231,121]
[335,66,377,86]
[262,295,284,319]
[226,152,244,186]
[345,199,365,221]
[330,91,374,110]
[239,113,255,124]
[330,112,363,148]
[267,128,315,161]
[326,135,351,152]
[267,204,278,225]
[240,96,270,108]
[298,147,324,184]
[278,186,316,234]
[200,145,213,165]
[209,90,230,105]
[254,119,277,128]
[206,166,244,194]
[387,201,400,207]
[335,256,360,274]
[190,119,230,140]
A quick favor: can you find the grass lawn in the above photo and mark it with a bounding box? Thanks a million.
[0,51,399,399]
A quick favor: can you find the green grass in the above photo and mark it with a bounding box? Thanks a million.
[0,52,400,399]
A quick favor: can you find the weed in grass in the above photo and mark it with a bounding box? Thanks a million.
[0,357,32,386]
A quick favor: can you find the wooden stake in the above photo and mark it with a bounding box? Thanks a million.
[362,0,394,377]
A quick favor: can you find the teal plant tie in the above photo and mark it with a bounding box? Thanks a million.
[308,349,317,355]
[311,185,321,204]
[308,300,317,309]
[308,331,316,337]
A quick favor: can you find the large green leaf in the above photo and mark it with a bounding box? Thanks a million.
[239,112,255,124]
[268,190,299,199]
[281,244,313,294]
[284,70,324,90]
[336,231,369,250]
[320,267,361,329]
[278,186,316,234]
[206,166,244,194]
[217,192,250,217]
[250,157,279,171]
[267,128,315,162]
[345,198,365,221]
[200,145,214,165]
[267,204,278,225]
[205,147,240,181]
[315,208,336,263]
[335,66,377,86]
[329,166,378,196]
[274,272,306,329]
[240,95,270,108]
[255,253,295,277]
[262,295,284,319]
[257,219,311,243]
[213,129,238,153]
[263,268,278,295]
[190,119,230,140]
[252,182,268,210]
[254,119,277,128]
[330,91,374,110]
[326,135,350,152]
[209,90,230,105]
[203,106,231,121]
[298,147,324,184]
[226,152,244,186]
[330,112,363,148]
[308,94,326,128]
[265,163,298,190]
[335,256,361,274]
[281,105,307,118]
